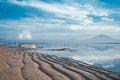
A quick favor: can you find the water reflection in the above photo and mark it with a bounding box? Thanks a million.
[2,43,120,72]
[35,44,120,72]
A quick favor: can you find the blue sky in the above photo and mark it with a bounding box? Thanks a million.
[0,0,120,40]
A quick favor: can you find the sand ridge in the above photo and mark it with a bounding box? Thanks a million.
[0,47,120,80]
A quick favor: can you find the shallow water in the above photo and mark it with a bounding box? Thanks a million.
[34,43,120,72]
[2,42,120,72]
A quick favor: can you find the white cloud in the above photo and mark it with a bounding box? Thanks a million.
[101,17,114,22]
[69,24,120,31]
[1,0,120,40]
[9,0,111,25]
[0,16,120,40]
[18,30,32,40]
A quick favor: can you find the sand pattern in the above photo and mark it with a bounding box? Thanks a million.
[0,47,120,80]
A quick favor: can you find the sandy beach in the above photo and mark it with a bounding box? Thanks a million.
[0,46,120,80]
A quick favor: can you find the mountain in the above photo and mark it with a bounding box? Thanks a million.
[82,34,119,43]
[93,35,113,40]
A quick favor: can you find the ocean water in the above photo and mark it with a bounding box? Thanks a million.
[35,43,120,72]
[1,42,120,72]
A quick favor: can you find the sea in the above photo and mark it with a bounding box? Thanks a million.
[1,41,120,72]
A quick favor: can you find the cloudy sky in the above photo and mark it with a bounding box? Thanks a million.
[0,0,120,40]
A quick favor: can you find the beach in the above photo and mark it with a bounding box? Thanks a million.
[0,46,120,80]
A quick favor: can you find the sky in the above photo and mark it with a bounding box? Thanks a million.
[0,0,120,40]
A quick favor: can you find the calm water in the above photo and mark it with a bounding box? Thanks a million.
[2,42,120,72]
[35,43,120,72]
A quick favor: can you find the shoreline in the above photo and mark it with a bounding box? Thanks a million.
[0,46,120,80]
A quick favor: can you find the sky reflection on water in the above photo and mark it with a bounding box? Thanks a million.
[35,44,120,72]
[1,43,120,72]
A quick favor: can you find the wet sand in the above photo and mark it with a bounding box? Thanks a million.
[0,46,120,80]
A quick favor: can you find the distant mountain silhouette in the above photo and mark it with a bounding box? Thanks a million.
[93,35,113,40]
[82,34,119,43]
